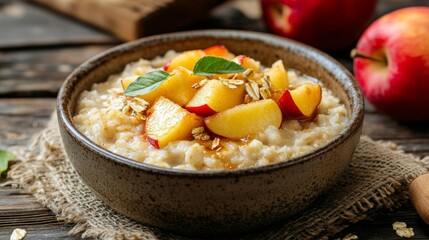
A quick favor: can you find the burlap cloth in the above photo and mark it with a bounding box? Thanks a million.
[5,114,429,240]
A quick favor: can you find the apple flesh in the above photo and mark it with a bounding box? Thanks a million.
[267,59,289,99]
[186,80,246,117]
[121,67,204,106]
[205,99,282,139]
[260,0,377,52]
[163,50,205,72]
[276,83,322,119]
[353,7,429,121]
[233,55,261,72]
[203,45,235,59]
[146,97,204,149]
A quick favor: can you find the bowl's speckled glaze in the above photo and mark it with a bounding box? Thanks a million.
[57,30,364,236]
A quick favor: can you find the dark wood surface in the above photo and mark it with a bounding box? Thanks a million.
[1,0,429,239]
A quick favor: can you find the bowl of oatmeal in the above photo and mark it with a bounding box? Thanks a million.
[57,30,363,236]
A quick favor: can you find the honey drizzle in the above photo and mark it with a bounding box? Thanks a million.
[196,136,252,170]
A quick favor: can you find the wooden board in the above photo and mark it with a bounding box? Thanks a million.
[0,1,117,49]
[33,0,226,41]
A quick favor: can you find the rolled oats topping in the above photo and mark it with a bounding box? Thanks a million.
[192,127,210,141]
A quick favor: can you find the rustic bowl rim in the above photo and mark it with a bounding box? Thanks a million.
[57,29,364,178]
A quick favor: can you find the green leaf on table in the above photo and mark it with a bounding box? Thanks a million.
[0,150,15,177]
[193,56,246,76]
[124,70,171,97]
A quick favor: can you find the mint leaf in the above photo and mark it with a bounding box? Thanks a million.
[193,56,246,76]
[0,150,14,177]
[124,70,170,97]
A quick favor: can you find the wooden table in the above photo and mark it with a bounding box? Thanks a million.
[1,0,429,239]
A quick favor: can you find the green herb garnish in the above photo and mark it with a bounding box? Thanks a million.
[0,150,14,177]
[193,56,246,76]
[124,70,171,96]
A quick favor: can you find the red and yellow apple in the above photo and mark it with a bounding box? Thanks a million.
[276,83,322,119]
[186,80,246,117]
[146,97,204,149]
[260,0,377,52]
[352,7,429,121]
[205,99,282,139]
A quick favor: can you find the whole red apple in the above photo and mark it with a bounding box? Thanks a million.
[260,0,377,52]
[353,7,429,121]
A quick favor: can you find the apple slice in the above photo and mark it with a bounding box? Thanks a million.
[121,76,135,91]
[205,99,282,139]
[203,45,235,59]
[186,80,246,117]
[277,83,322,119]
[163,50,205,72]
[234,55,261,72]
[267,60,289,99]
[146,97,204,149]
[121,67,204,106]
[163,67,204,106]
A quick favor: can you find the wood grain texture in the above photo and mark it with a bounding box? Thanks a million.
[0,98,54,148]
[0,45,111,97]
[0,1,117,49]
[34,0,226,41]
[0,188,72,239]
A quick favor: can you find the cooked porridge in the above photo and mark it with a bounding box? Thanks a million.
[73,47,347,170]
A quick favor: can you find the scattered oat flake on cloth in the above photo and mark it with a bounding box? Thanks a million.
[334,233,358,240]
[342,233,358,240]
[10,228,26,240]
[392,221,414,238]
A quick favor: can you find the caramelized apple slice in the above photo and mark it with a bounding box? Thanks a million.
[203,45,235,59]
[267,60,289,99]
[205,99,282,139]
[186,80,246,117]
[164,50,205,72]
[277,83,322,119]
[121,67,204,106]
[233,55,261,72]
[146,97,204,149]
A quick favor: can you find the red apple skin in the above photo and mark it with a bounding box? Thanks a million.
[260,0,377,52]
[185,104,217,117]
[146,136,160,149]
[276,90,303,119]
[353,7,429,121]
[163,59,172,71]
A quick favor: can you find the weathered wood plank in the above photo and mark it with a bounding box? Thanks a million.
[0,98,54,148]
[0,45,112,97]
[0,227,73,240]
[34,0,226,41]
[0,0,117,49]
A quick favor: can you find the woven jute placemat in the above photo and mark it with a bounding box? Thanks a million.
[5,114,429,240]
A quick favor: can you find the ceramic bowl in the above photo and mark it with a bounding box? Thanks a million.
[57,30,364,236]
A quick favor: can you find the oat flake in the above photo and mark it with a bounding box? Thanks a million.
[10,228,26,240]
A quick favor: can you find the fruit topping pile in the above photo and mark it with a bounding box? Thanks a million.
[120,45,322,149]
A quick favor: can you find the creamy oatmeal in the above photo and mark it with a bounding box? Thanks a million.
[73,48,347,170]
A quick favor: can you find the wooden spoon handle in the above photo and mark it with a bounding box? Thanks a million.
[409,173,429,225]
